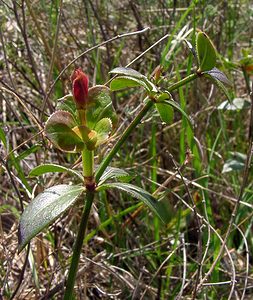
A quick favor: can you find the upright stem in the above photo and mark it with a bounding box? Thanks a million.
[95,73,199,182]
[95,98,153,182]
[64,148,95,299]
[63,191,94,300]
[82,149,94,178]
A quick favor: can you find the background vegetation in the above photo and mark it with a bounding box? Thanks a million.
[0,0,253,299]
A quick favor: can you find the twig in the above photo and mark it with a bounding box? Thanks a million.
[199,191,211,283]
[175,234,187,300]
[12,0,45,96]
[0,87,43,131]
[234,224,249,300]
[140,244,182,300]
[0,25,15,88]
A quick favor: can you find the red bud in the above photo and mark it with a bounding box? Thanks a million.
[71,68,89,109]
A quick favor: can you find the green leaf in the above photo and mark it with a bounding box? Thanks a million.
[155,102,174,124]
[97,182,170,223]
[29,164,83,181]
[45,110,84,152]
[110,67,158,93]
[18,184,85,251]
[9,145,41,166]
[110,76,149,91]
[94,118,112,146]
[162,99,193,130]
[98,167,130,185]
[110,67,146,79]
[86,85,117,129]
[196,31,216,72]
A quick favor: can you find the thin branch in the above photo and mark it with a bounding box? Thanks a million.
[175,234,187,300]
[234,224,249,300]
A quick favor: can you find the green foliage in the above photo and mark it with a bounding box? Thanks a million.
[110,67,157,93]
[97,182,170,224]
[1,2,251,298]
[45,85,117,152]
[18,185,85,251]
[45,110,84,152]
[86,85,117,128]
[196,31,217,72]
[98,166,131,184]
[155,102,174,124]
[29,163,83,180]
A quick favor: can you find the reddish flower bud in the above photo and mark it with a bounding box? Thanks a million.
[71,68,89,109]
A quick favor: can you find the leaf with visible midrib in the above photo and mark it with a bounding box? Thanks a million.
[29,164,83,181]
[97,182,170,224]
[18,184,85,251]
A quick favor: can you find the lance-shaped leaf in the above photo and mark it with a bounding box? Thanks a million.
[97,182,170,223]
[18,184,85,251]
[207,75,232,101]
[45,111,84,152]
[110,76,150,91]
[110,67,158,92]
[29,164,83,181]
[86,85,117,129]
[110,67,146,79]
[162,99,193,130]
[196,31,216,72]
[98,167,131,185]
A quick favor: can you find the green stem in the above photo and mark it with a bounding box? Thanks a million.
[63,191,94,300]
[95,98,153,182]
[167,73,198,92]
[64,147,95,299]
[82,149,94,178]
[95,73,198,182]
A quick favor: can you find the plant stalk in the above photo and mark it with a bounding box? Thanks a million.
[95,73,198,182]
[64,147,95,299]
[95,98,153,182]
[82,149,94,179]
[63,190,94,300]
